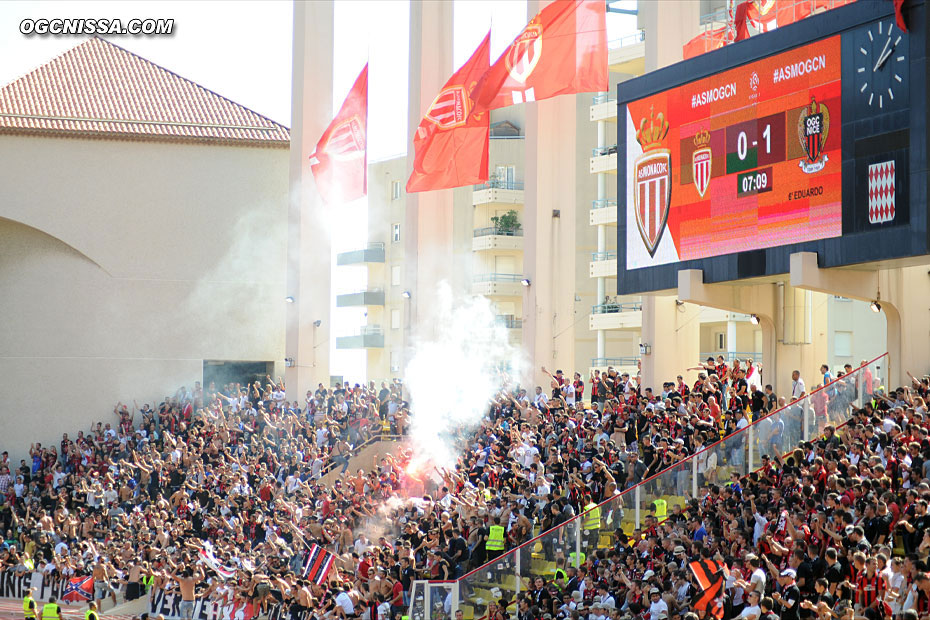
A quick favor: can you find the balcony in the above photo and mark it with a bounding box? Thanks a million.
[336,326,384,350]
[589,251,617,278]
[590,145,617,174]
[470,273,526,298]
[590,199,618,226]
[607,29,645,75]
[589,301,642,330]
[336,242,385,266]
[590,94,617,123]
[472,227,524,252]
[472,180,524,206]
[335,289,385,307]
[495,315,523,329]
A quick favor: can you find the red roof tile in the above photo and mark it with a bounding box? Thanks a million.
[0,37,290,147]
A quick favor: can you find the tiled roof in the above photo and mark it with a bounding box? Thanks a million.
[0,37,289,146]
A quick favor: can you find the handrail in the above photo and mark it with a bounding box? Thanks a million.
[318,432,403,477]
[473,227,524,238]
[472,273,525,283]
[592,301,642,314]
[452,353,887,584]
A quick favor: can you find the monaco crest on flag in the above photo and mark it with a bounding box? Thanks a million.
[475,0,607,111]
[310,64,368,205]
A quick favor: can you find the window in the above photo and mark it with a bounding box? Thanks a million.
[391,181,402,200]
[715,333,725,351]
[392,223,400,242]
[834,331,852,357]
[391,265,401,286]
[391,309,401,330]
[495,165,517,189]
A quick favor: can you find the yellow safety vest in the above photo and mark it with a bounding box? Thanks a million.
[486,525,506,551]
[24,596,36,619]
[583,503,601,530]
[86,612,99,620]
[569,551,586,568]
[41,604,59,620]
[653,498,667,519]
[142,574,154,591]
[24,558,34,571]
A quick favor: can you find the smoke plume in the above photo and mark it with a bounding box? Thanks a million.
[404,282,526,471]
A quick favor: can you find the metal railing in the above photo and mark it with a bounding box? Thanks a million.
[473,227,524,238]
[591,356,640,367]
[699,351,763,363]
[592,301,642,314]
[699,6,730,25]
[494,316,523,329]
[591,251,617,261]
[319,433,403,478]
[591,198,618,210]
[591,94,616,105]
[473,180,525,191]
[472,273,526,283]
[592,144,618,157]
[359,325,383,336]
[418,354,888,620]
[607,28,645,49]
[489,135,525,140]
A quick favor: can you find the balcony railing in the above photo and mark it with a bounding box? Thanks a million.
[700,351,763,364]
[591,94,616,105]
[592,301,642,314]
[360,325,383,336]
[591,251,617,261]
[412,354,888,620]
[699,6,729,25]
[494,316,523,329]
[592,144,618,157]
[591,199,618,210]
[591,356,639,367]
[473,227,524,238]
[472,273,525,283]
[473,180,524,191]
[607,28,645,49]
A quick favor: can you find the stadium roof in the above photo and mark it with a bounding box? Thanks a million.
[0,37,290,147]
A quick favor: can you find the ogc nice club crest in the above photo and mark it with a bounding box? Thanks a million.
[798,97,830,174]
[634,107,671,257]
[506,22,542,83]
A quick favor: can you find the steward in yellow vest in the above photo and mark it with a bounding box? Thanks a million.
[485,516,506,560]
[581,494,601,551]
[40,597,61,620]
[23,589,36,620]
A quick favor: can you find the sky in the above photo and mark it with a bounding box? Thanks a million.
[0,0,637,381]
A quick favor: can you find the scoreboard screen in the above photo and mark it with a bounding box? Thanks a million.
[616,0,928,295]
[625,36,842,269]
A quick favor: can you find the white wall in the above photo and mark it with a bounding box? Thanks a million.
[0,135,288,460]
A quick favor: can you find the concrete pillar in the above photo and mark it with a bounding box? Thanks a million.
[404,1,454,344]
[726,318,737,360]
[641,0,701,72]
[789,251,919,388]
[640,295,701,391]
[286,0,333,397]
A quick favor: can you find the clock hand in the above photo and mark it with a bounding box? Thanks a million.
[874,37,893,72]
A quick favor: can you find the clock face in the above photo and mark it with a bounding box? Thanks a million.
[856,19,908,110]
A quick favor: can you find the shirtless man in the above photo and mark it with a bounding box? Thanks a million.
[171,566,204,620]
[93,558,118,609]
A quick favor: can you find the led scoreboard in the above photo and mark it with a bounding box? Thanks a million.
[617,1,929,294]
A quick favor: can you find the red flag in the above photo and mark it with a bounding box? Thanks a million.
[476,0,607,110]
[62,576,94,602]
[310,64,368,205]
[303,543,336,585]
[406,32,491,193]
[682,27,728,59]
[893,0,908,32]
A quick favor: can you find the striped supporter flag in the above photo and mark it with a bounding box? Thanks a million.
[303,544,336,585]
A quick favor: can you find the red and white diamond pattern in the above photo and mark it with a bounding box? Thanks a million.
[868,160,895,224]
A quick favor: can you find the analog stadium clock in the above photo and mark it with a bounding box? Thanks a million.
[855,19,908,110]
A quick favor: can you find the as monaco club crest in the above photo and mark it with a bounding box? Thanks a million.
[692,129,712,198]
[506,22,542,83]
[424,86,471,132]
[633,107,671,257]
[797,97,830,174]
[321,115,366,162]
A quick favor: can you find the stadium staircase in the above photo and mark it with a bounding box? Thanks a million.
[408,355,888,620]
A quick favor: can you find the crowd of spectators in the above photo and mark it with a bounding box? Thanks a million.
[0,358,928,620]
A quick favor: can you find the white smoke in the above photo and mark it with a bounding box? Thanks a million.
[404,282,526,471]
